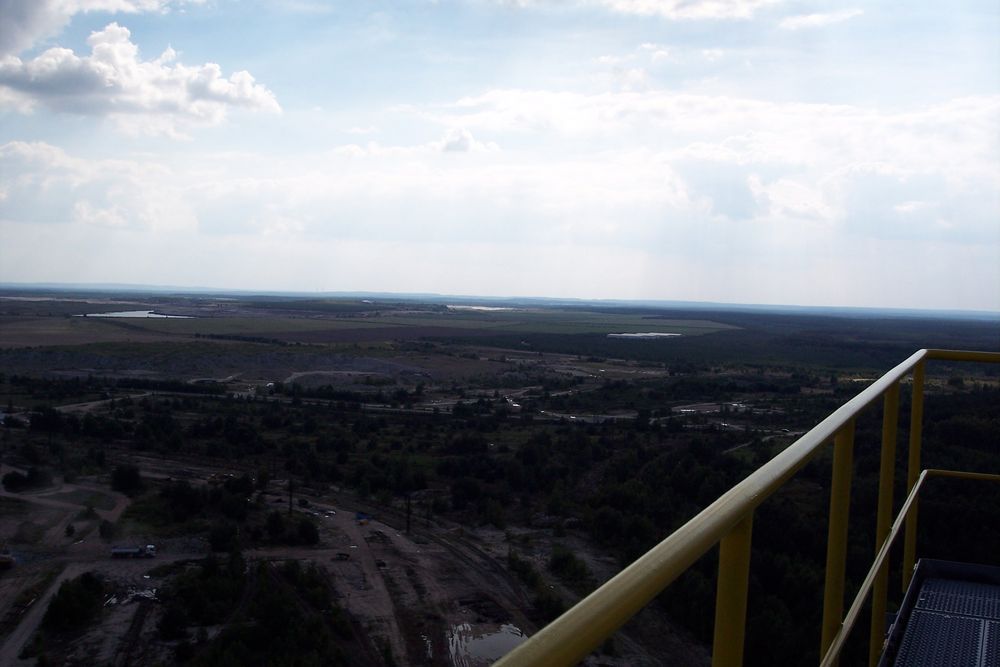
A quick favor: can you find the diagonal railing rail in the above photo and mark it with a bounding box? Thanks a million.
[819,468,1000,667]
[494,348,1000,667]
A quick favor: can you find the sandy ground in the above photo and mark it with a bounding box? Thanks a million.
[0,457,533,667]
[0,447,707,667]
[0,465,193,666]
[248,493,534,666]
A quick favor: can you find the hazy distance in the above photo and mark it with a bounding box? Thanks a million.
[1,1,998,311]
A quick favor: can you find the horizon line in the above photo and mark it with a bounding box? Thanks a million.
[2,281,999,320]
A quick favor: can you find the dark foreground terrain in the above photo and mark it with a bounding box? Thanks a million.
[0,288,997,666]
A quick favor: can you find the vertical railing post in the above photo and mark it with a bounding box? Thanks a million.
[902,362,925,590]
[821,421,855,664]
[713,512,754,667]
[869,383,900,666]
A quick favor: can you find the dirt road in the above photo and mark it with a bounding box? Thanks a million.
[0,562,83,665]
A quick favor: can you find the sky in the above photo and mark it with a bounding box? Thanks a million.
[0,0,998,311]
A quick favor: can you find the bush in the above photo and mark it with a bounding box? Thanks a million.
[2,471,27,492]
[507,550,542,589]
[297,518,319,545]
[43,572,104,633]
[159,602,189,640]
[266,511,286,543]
[209,522,239,552]
[532,588,565,624]
[111,465,143,495]
[548,544,592,587]
[3,467,53,493]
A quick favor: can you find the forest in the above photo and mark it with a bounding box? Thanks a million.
[0,293,997,665]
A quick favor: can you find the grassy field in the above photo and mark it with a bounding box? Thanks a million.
[93,310,737,337]
[0,308,737,347]
[0,316,183,348]
[373,311,736,335]
[104,316,384,336]
[42,489,117,511]
[5,291,992,377]
[0,497,31,518]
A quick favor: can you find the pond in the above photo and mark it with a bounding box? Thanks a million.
[607,332,681,339]
[448,622,527,665]
[76,310,192,319]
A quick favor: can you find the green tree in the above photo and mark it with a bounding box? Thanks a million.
[266,511,286,542]
[111,464,143,495]
[43,573,104,632]
[297,518,319,545]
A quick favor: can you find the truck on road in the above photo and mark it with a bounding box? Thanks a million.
[111,545,156,558]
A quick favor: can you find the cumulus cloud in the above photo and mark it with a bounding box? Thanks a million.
[779,9,863,30]
[0,0,201,56]
[639,43,672,62]
[3,84,997,309]
[0,140,195,230]
[422,88,1000,244]
[439,128,498,152]
[0,23,279,136]
[332,129,498,158]
[5,134,994,309]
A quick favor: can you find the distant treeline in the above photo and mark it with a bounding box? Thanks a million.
[193,332,293,346]
[431,310,1000,370]
[4,361,998,666]
[113,377,226,394]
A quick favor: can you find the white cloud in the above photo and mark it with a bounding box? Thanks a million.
[0,23,279,136]
[893,200,931,214]
[748,175,833,221]
[502,0,784,20]
[432,89,998,171]
[0,0,202,56]
[639,43,672,62]
[332,129,499,158]
[0,140,196,231]
[779,9,863,30]
[591,44,673,90]
[597,0,782,19]
[439,128,498,152]
[3,75,998,308]
[422,88,1000,244]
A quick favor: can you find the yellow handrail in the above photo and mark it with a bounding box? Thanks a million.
[495,348,1000,667]
[819,469,1000,667]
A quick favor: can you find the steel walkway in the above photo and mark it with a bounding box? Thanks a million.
[882,560,1000,667]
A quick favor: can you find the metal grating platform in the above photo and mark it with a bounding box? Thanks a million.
[889,563,1000,667]
[916,579,1000,620]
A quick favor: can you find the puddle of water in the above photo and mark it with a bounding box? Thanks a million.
[448,622,526,665]
[76,310,192,319]
[607,332,681,339]
[447,305,518,312]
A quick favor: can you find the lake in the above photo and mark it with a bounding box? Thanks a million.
[76,310,192,319]
[607,332,681,339]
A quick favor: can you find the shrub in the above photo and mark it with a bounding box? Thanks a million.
[297,518,319,545]
[3,468,53,492]
[111,465,143,495]
[209,522,239,552]
[43,573,104,633]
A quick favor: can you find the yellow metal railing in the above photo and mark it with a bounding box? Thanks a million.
[495,348,1000,667]
[819,468,1000,667]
